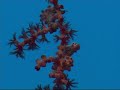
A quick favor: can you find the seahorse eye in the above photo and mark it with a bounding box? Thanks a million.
[72,42,76,46]
[72,43,75,45]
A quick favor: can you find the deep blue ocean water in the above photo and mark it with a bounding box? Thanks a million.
[0,0,120,89]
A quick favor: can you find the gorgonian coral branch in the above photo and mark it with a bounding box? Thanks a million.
[9,0,80,89]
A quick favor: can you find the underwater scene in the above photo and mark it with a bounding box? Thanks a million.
[0,0,120,89]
